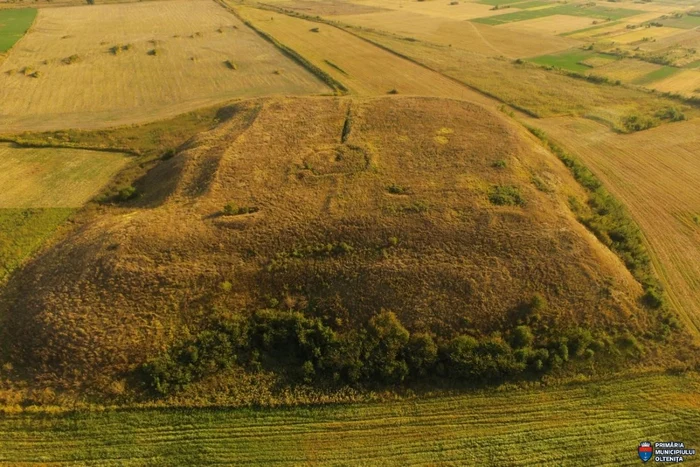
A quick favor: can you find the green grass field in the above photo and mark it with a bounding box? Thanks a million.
[633,65,682,85]
[654,14,700,29]
[472,4,641,25]
[0,208,73,282]
[0,8,36,52]
[529,49,595,72]
[0,144,130,208]
[1,373,698,465]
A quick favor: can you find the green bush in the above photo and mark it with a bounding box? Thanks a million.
[406,333,437,377]
[444,336,524,381]
[655,106,686,122]
[489,185,525,206]
[364,311,410,383]
[141,330,235,395]
[116,186,137,202]
[511,325,534,349]
[621,113,657,132]
[492,159,507,168]
[387,183,409,194]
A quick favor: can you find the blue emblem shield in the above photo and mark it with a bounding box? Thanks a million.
[638,441,653,463]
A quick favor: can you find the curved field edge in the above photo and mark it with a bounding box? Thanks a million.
[0,8,36,54]
[0,372,698,465]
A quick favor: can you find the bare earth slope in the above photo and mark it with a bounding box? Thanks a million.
[2,97,648,386]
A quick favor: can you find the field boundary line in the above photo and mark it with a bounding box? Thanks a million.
[0,8,38,67]
[521,123,700,341]
[252,1,542,116]
[215,0,348,95]
[0,138,140,157]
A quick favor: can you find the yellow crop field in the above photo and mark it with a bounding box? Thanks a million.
[341,0,506,21]
[596,58,663,82]
[0,144,129,208]
[0,0,329,132]
[335,9,578,57]
[611,26,685,44]
[499,14,600,35]
[236,6,489,100]
[528,116,700,335]
[648,69,700,97]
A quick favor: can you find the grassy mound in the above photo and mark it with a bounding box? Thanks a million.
[0,97,684,396]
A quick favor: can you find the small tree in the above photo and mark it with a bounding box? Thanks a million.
[406,333,437,377]
[365,310,410,383]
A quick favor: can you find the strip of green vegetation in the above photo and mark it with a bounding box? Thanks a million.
[685,59,700,70]
[654,14,700,29]
[0,8,36,53]
[512,0,551,9]
[142,299,631,398]
[526,127,674,313]
[1,373,698,465]
[560,20,622,37]
[633,66,681,85]
[0,208,73,283]
[476,0,526,6]
[473,5,640,26]
[529,49,595,73]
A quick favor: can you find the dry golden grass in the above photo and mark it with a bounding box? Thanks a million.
[648,69,700,97]
[0,0,328,132]
[527,116,700,336]
[333,9,579,57]
[0,144,130,208]
[610,26,685,44]
[2,97,646,388]
[237,6,485,99]
[347,27,695,127]
[596,57,663,82]
[332,0,506,21]
[499,15,600,36]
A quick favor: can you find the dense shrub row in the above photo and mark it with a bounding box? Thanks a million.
[527,127,668,307]
[140,304,628,396]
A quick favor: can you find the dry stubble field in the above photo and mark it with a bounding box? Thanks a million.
[529,117,700,336]
[235,6,489,100]
[0,0,329,131]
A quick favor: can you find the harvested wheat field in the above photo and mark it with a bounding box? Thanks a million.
[610,26,685,44]
[647,69,700,97]
[0,144,130,208]
[235,6,488,100]
[334,9,579,58]
[0,0,329,131]
[2,97,650,387]
[596,58,664,83]
[529,117,700,336]
[499,14,599,36]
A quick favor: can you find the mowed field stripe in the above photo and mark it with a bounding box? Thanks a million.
[1,373,699,465]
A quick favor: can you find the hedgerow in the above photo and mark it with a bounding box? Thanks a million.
[139,305,632,396]
[526,127,667,308]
